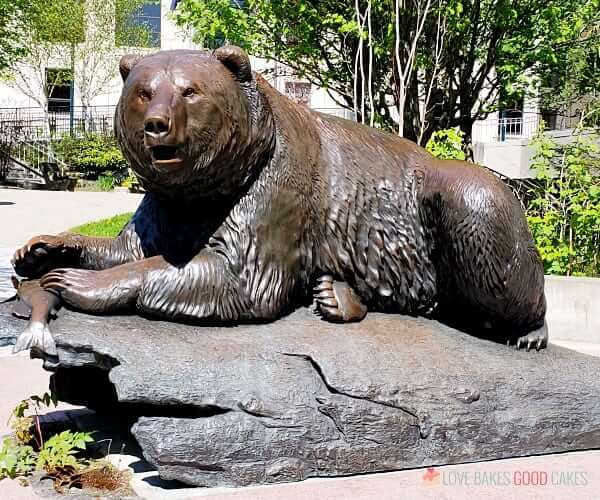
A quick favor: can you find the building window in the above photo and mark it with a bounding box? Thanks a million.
[116,1,161,48]
[46,69,73,113]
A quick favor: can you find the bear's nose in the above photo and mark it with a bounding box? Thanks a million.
[144,114,171,137]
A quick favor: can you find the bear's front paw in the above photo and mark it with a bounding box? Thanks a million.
[40,268,140,313]
[12,235,73,278]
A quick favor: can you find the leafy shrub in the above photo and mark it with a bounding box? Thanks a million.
[0,438,35,479]
[37,431,95,474]
[426,128,466,160]
[96,173,117,191]
[0,393,95,482]
[54,134,128,179]
[526,122,600,276]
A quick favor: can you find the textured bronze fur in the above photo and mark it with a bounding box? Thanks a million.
[13,46,547,348]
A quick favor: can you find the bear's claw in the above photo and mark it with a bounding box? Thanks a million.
[314,275,367,323]
[510,321,549,351]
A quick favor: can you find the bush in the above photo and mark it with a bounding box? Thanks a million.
[54,134,128,179]
[96,173,117,191]
[425,128,466,160]
[526,121,600,277]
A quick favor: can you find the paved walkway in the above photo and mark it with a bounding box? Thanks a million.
[0,187,143,247]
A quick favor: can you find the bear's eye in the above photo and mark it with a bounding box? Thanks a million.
[138,89,151,101]
[182,87,196,98]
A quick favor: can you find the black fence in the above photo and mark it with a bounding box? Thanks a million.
[0,106,116,140]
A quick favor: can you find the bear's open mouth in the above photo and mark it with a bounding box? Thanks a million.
[150,145,181,163]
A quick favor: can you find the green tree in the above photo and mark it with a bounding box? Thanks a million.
[425,128,466,160]
[175,0,599,144]
[3,0,151,123]
[526,120,600,277]
[0,1,36,74]
[536,8,600,130]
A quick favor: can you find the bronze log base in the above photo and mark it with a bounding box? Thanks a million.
[12,46,547,350]
[1,302,598,488]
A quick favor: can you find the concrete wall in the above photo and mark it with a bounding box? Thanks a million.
[546,276,600,344]
[473,139,536,178]
[473,128,599,179]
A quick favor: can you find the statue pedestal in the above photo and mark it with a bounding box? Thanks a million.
[2,302,600,488]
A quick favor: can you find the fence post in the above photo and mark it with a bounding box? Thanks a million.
[500,111,506,142]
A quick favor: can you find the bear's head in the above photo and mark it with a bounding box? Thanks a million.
[115,46,274,200]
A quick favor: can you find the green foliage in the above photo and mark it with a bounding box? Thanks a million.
[11,393,58,446]
[0,0,34,73]
[120,170,140,189]
[1,393,96,481]
[96,174,117,191]
[175,0,599,142]
[115,0,157,48]
[536,1,600,121]
[70,213,133,237]
[0,438,35,479]
[425,128,466,160]
[54,134,128,179]
[31,0,86,45]
[526,121,600,276]
[36,431,94,473]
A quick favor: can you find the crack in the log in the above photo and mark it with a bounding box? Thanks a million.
[316,402,347,442]
[161,459,225,471]
[280,352,424,437]
[235,402,303,428]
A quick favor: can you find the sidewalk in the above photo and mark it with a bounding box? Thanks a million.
[0,187,143,247]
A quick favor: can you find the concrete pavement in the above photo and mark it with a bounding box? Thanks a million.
[0,187,143,247]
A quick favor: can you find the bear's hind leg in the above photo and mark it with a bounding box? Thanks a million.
[314,275,367,323]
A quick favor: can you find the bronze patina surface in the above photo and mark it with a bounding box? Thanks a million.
[12,46,547,349]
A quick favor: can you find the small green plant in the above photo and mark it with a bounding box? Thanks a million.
[37,431,95,474]
[426,128,467,160]
[0,393,95,483]
[0,438,35,479]
[11,392,57,447]
[96,173,116,191]
[120,169,140,190]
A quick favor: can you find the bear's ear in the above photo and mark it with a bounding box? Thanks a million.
[119,54,142,82]
[214,45,252,83]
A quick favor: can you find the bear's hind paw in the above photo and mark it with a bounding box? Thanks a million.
[314,276,367,323]
[509,321,549,351]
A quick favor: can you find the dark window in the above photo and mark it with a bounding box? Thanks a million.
[116,1,161,48]
[46,69,73,113]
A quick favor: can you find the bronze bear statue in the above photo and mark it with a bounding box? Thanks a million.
[12,46,548,350]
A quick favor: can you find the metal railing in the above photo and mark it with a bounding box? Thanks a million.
[11,140,69,177]
[0,106,116,141]
[472,115,540,143]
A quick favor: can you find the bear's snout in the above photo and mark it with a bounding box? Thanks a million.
[145,113,171,138]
